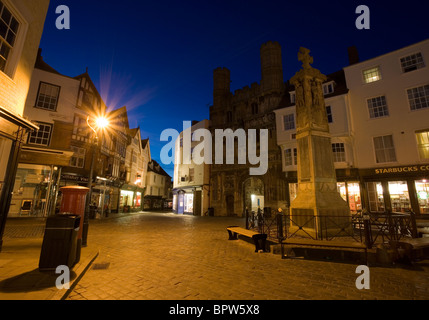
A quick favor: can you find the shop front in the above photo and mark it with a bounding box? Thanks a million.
[120,184,145,212]
[172,187,202,215]
[9,164,58,217]
[359,164,429,216]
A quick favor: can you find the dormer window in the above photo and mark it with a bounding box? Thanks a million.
[323,82,334,95]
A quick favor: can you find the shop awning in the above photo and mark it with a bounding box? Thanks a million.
[20,146,74,166]
[0,106,39,131]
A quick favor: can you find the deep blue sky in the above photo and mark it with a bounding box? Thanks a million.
[39,0,429,177]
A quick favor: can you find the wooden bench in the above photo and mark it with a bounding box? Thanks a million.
[227,226,268,252]
[280,238,368,264]
[390,237,429,262]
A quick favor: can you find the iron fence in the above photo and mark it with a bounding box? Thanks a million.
[245,208,418,249]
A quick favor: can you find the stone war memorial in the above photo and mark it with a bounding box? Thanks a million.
[289,47,351,239]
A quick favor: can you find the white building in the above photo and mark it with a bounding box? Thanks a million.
[344,38,429,215]
[173,119,211,216]
[275,39,429,216]
[144,159,171,210]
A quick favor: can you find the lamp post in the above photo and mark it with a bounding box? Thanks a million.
[82,115,109,247]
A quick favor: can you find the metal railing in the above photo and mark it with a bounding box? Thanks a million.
[245,208,419,249]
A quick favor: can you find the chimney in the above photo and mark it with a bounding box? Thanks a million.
[347,46,360,65]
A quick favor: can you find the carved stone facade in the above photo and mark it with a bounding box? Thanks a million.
[209,41,289,216]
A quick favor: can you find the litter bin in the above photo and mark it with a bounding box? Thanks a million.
[39,214,81,271]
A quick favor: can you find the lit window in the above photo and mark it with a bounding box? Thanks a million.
[407,84,429,111]
[416,130,429,160]
[36,82,60,111]
[70,146,86,168]
[367,96,389,118]
[283,114,295,131]
[332,143,346,162]
[0,1,19,73]
[374,135,397,163]
[27,123,53,146]
[363,67,381,84]
[401,52,425,73]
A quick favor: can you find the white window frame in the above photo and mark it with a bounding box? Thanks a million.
[27,122,53,147]
[332,143,346,163]
[373,135,397,164]
[35,82,61,111]
[283,114,295,131]
[400,52,425,73]
[407,84,429,111]
[367,95,389,119]
[0,0,28,79]
[323,82,334,95]
[284,148,297,167]
[362,66,382,84]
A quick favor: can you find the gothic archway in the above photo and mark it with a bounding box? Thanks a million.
[242,177,265,213]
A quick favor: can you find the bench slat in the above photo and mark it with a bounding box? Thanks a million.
[227,227,261,237]
[282,238,367,249]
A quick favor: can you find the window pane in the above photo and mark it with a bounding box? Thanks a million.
[408,85,429,111]
[374,135,396,163]
[363,67,381,83]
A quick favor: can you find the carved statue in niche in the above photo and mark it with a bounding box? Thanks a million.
[311,79,327,127]
[295,82,307,129]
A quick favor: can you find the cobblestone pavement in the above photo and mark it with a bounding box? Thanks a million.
[66,212,429,300]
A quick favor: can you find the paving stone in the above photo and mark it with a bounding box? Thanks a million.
[58,212,429,301]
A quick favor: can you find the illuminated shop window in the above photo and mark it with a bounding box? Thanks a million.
[388,181,411,213]
[367,182,384,212]
[184,193,194,213]
[337,182,361,213]
[416,180,429,214]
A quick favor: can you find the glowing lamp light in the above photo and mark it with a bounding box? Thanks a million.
[95,117,109,129]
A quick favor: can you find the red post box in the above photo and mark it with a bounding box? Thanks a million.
[60,186,89,263]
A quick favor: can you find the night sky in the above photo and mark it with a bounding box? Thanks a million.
[39,0,429,177]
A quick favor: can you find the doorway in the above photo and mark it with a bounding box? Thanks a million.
[243,177,265,213]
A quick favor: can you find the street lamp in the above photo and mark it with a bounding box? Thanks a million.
[83,115,109,247]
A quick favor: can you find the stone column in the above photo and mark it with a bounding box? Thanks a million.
[289,48,351,239]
